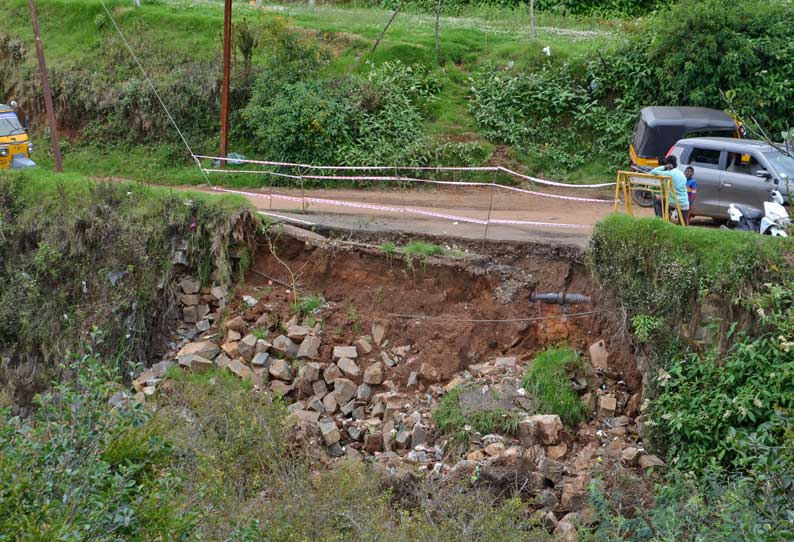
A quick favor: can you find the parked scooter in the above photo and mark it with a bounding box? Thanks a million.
[723,190,790,236]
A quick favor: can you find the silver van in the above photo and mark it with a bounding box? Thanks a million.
[668,137,792,220]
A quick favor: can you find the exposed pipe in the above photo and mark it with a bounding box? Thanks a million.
[530,292,591,305]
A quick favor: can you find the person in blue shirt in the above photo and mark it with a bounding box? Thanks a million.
[684,166,697,225]
[650,156,689,224]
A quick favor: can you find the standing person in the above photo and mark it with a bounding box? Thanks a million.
[684,166,697,225]
[650,156,689,224]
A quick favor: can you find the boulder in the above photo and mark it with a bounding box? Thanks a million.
[479,453,543,497]
[300,362,322,383]
[177,340,220,360]
[519,415,563,446]
[289,410,320,424]
[333,346,358,360]
[494,356,517,368]
[333,378,357,404]
[180,277,200,295]
[560,475,589,511]
[539,458,566,485]
[598,395,617,418]
[638,454,666,469]
[338,357,361,378]
[224,316,247,333]
[226,330,242,343]
[554,520,578,542]
[287,325,312,341]
[297,335,321,360]
[589,340,609,370]
[272,335,299,358]
[238,334,258,362]
[251,352,271,369]
[188,355,214,374]
[210,285,228,302]
[546,443,568,461]
[363,362,384,385]
[364,431,383,453]
[322,393,338,414]
[196,304,210,321]
[269,359,293,381]
[323,364,343,384]
[372,322,386,345]
[318,418,340,445]
[356,383,372,402]
[214,353,232,369]
[312,379,328,398]
[355,337,373,354]
[270,381,293,397]
[181,294,200,306]
[226,358,253,380]
[221,341,240,359]
[182,306,199,323]
[621,447,642,467]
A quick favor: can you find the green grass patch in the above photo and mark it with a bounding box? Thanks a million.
[522,347,587,427]
[402,240,446,258]
[433,385,522,450]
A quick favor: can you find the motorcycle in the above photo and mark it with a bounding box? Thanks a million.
[723,190,790,236]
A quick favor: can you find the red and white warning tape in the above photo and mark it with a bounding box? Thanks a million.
[201,169,611,204]
[194,155,616,189]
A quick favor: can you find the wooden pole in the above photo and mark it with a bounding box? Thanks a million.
[134,0,141,7]
[435,0,442,63]
[219,0,232,168]
[371,5,401,55]
[530,0,536,41]
[28,0,63,173]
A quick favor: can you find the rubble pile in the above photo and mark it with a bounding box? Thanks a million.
[132,276,664,538]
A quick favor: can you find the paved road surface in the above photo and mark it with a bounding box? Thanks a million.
[195,184,652,248]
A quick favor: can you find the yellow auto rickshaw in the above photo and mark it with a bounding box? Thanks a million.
[0,102,35,169]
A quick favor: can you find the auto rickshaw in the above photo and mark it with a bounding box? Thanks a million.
[0,102,35,169]
[629,106,741,205]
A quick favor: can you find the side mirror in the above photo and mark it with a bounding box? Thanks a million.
[756,169,771,179]
[774,178,779,186]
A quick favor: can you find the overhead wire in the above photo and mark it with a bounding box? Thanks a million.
[98,0,212,187]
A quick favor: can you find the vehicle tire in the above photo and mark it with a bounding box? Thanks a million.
[631,188,655,207]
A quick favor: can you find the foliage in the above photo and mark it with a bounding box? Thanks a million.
[291,295,324,316]
[0,171,254,404]
[0,345,194,542]
[402,240,446,258]
[433,385,522,449]
[631,314,663,343]
[522,347,587,427]
[646,282,794,473]
[588,439,794,540]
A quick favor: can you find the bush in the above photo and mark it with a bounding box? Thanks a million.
[522,347,587,427]
[646,282,794,473]
[433,385,522,450]
[0,346,194,542]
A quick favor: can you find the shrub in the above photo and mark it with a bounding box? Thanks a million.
[522,347,587,427]
[433,385,522,449]
[646,282,794,473]
[0,347,194,542]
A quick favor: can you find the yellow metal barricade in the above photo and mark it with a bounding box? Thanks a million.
[614,171,686,226]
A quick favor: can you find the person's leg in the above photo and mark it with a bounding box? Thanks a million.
[654,197,663,218]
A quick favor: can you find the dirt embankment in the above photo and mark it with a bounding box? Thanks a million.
[246,227,639,391]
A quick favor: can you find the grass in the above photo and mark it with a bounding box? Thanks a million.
[2,0,625,186]
[433,385,523,451]
[402,240,446,258]
[521,347,587,427]
[291,294,324,316]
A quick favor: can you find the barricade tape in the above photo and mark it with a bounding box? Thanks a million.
[201,168,612,204]
[213,186,593,230]
[194,154,616,189]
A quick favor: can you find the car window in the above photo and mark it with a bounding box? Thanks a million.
[689,147,721,169]
[725,151,763,176]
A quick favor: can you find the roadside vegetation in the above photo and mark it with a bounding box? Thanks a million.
[0,169,254,406]
[4,0,791,185]
[589,215,794,539]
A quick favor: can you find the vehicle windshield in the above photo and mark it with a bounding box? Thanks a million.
[763,150,794,182]
[0,113,25,137]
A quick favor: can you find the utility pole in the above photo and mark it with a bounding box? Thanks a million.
[134,0,140,7]
[219,0,232,167]
[28,0,63,173]
[530,0,536,41]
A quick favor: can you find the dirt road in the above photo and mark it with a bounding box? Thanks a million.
[195,184,652,248]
